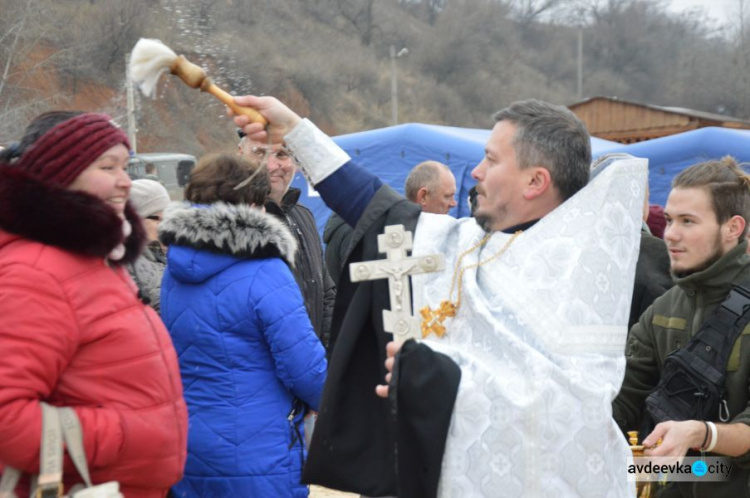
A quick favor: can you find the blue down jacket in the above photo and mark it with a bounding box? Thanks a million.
[159,202,327,498]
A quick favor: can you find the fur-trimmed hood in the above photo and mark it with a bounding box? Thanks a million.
[159,202,298,277]
[0,165,145,265]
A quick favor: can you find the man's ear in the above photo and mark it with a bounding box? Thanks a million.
[723,215,746,244]
[416,186,429,206]
[522,167,553,201]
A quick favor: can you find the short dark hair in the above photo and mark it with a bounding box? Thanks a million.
[145,162,157,174]
[672,156,750,238]
[184,154,270,206]
[494,100,590,202]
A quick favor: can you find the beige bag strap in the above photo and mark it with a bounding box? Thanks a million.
[0,403,94,498]
[34,402,64,498]
[0,466,22,498]
[57,409,92,488]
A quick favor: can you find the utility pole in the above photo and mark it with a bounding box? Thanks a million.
[390,45,409,126]
[390,45,398,125]
[577,28,583,101]
[125,53,137,153]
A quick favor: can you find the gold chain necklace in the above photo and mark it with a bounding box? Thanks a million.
[420,230,522,338]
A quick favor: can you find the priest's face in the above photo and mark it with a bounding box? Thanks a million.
[471,121,530,232]
[664,187,728,275]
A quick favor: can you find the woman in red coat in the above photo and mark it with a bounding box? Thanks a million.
[0,111,188,498]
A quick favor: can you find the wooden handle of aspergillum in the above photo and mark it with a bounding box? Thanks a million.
[201,80,267,126]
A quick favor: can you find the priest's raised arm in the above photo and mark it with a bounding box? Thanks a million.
[233,95,387,228]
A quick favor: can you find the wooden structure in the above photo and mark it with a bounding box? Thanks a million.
[569,96,750,144]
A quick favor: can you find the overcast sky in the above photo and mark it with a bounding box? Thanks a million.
[667,0,742,25]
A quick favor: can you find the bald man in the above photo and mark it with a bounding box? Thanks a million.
[325,160,458,286]
[404,160,457,214]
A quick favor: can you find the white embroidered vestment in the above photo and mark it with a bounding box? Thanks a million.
[411,158,646,497]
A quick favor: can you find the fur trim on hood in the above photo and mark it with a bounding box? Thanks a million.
[0,166,145,265]
[159,202,298,265]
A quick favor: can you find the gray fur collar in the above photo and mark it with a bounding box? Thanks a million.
[159,202,297,265]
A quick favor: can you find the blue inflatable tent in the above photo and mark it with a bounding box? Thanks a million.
[290,122,620,238]
[595,127,750,207]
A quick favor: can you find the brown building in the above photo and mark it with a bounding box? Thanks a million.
[569,96,750,144]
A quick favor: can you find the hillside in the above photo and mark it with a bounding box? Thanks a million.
[2,0,750,158]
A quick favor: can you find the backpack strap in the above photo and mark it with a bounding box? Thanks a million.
[689,279,750,374]
[644,278,750,429]
[719,280,750,317]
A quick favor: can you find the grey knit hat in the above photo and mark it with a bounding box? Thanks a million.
[130,179,170,218]
[589,152,636,181]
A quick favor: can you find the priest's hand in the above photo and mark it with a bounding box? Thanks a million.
[230,95,302,143]
[375,341,402,398]
[642,420,704,458]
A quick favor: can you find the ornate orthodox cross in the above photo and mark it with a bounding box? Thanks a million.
[349,225,445,343]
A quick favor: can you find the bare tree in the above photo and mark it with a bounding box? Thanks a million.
[72,1,150,78]
[397,0,447,25]
[316,0,381,46]
[0,0,72,142]
[726,0,750,116]
[510,0,568,26]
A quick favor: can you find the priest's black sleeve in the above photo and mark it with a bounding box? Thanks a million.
[303,185,423,496]
[391,339,461,498]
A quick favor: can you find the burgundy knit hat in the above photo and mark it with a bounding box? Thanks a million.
[12,113,131,187]
[647,204,667,239]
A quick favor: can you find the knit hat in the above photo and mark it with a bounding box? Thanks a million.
[130,179,170,218]
[647,204,667,239]
[12,113,130,187]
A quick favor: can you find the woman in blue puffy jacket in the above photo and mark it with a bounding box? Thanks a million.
[159,153,327,497]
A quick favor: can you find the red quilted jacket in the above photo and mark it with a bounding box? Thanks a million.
[0,167,187,498]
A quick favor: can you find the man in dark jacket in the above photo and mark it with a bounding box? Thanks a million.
[631,228,673,329]
[613,157,750,498]
[240,133,336,349]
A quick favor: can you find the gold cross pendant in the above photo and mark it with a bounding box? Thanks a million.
[420,300,457,338]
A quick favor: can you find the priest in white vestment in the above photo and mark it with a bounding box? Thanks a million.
[233,96,643,498]
[411,155,643,496]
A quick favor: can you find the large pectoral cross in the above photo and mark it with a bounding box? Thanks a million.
[349,225,445,343]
